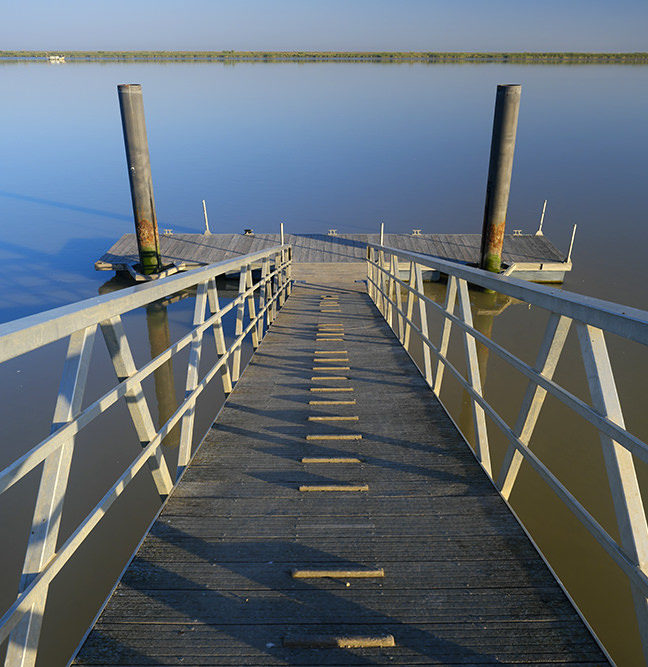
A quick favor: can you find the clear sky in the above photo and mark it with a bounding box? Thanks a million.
[3,0,647,52]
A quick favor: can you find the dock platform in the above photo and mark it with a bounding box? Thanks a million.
[74,265,605,665]
[96,232,571,282]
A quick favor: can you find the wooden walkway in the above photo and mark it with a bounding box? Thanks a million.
[75,265,607,666]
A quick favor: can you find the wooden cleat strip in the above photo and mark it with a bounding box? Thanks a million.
[283,634,395,649]
[308,415,359,421]
[310,387,354,392]
[306,434,362,440]
[291,568,384,578]
[311,376,348,381]
[309,400,356,405]
[314,350,347,354]
[299,484,369,492]
[301,457,361,463]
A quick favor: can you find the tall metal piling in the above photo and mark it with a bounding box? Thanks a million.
[479,84,521,273]
[118,84,161,275]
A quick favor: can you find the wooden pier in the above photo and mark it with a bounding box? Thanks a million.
[74,264,606,665]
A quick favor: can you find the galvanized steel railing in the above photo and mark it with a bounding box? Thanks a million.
[366,242,648,661]
[0,245,292,667]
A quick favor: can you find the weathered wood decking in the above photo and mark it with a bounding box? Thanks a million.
[75,265,606,665]
[96,232,566,270]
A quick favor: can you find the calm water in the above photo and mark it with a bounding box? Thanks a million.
[1,61,647,665]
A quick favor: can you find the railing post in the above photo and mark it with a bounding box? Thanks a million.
[577,322,648,661]
[272,253,279,320]
[386,253,395,328]
[117,84,162,275]
[433,276,458,396]
[378,249,387,316]
[257,258,269,342]
[177,282,208,478]
[100,315,173,496]
[231,266,248,382]
[5,326,96,667]
[286,247,293,296]
[403,260,415,349]
[415,264,433,386]
[480,84,521,273]
[278,250,286,308]
[456,279,491,475]
[206,278,233,394]
[266,259,274,327]
[496,313,571,498]
[392,255,404,341]
[246,266,260,349]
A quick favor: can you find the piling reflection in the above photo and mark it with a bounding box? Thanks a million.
[99,276,180,448]
[455,289,511,446]
[145,302,180,448]
[414,281,513,447]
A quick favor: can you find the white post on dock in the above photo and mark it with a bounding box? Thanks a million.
[280,222,285,246]
[535,200,547,236]
[380,222,384,247]
[202,200,211,235]
[566,224,577,263]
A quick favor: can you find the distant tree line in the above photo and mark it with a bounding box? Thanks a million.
[2,51,647,64]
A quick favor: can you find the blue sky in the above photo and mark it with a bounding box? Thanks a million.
[2,0,647,51]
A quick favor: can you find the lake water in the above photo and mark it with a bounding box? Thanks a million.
[1,61,647,665]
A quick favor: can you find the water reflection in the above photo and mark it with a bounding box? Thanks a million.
[458,290,511,446]
[145,302,180,449]
[98,276,183,449]
[418,282,513,445]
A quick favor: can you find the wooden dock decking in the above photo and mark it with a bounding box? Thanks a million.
[74,265,606,666]
[96,232,566,270]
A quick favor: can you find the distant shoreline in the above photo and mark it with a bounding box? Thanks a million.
[2,50,648,64]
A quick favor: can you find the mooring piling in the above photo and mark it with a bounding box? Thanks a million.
[479,84,521,273]
[117,84,161,275]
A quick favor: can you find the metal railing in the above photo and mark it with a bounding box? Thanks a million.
[366,242,648,661]
[0,245,292,667]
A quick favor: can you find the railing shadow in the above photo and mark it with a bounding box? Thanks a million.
[74,521,508,665]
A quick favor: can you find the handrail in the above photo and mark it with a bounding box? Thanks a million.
[366,242,648,662]
[366,244,648,345]
[0,245,293,667]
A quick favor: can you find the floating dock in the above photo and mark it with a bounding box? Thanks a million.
[74,264,604,665]
[96,232,571,282]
